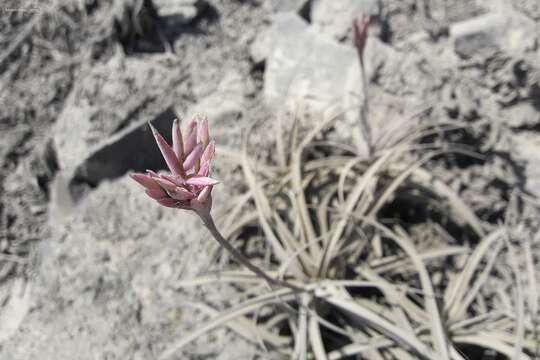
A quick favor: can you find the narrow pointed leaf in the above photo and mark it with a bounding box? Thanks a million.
[198,162,209,177]
[184,128,197,156]
[183,118,197,154]
[183,144,203,171]
[149,123,182,176]
[198,117,209,149]
[186,176,219,187]
[201,141,215,165]
[184,118,197,135]
[130,173,161,190]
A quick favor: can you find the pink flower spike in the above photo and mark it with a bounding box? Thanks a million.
[172,118,185,163]
[183,143,203,172]
[201,141,215,165]
[197,117,209,149]
[353,15,369,61]
[149,123,182,176]
[186,176,219,187]
[145,188,167,200]
[130,173,162,191]
[131,117,218,210]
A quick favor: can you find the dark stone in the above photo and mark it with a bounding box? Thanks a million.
[70,107,177,193]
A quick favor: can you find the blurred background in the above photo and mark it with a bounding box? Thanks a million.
[0,0,539,359]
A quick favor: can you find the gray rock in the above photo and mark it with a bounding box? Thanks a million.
[249,12,306,65]
[54,67,247,207]
[249,28,271,65]
[70,108,177,188]
[451,10,536,59]
[49,106,182,223]
[153,0,206,25]
[177,70,248,143]
[264,13,360,115]
[311,0,380,40]
[51,107,178,212]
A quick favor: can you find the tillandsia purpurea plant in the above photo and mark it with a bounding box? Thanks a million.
[153,109,539,360]
[129,26,539,360]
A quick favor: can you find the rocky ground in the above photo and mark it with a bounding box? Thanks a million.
[0,0,539,359]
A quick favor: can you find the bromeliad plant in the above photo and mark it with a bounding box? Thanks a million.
[130,21,538,360]
[132,113,538,360]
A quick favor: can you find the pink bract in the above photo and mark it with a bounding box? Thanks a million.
[352,15,369,61]
[130,117,218,210]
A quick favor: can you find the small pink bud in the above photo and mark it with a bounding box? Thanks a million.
[353,15,369,61]
[149,123,183,177]
[185,176,219,187]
